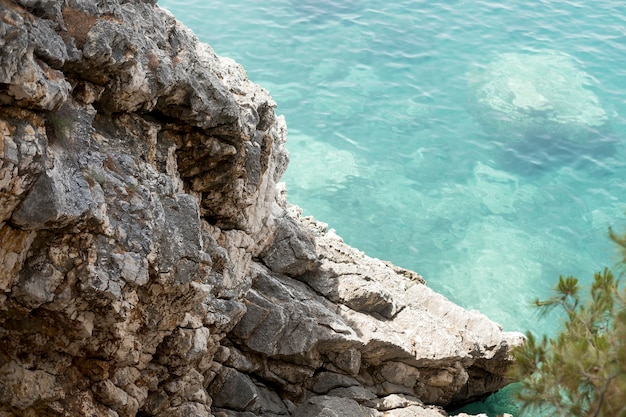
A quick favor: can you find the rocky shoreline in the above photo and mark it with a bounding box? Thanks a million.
[0,0,523,415]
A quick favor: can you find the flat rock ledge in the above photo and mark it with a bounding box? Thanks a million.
[0,0,524,416]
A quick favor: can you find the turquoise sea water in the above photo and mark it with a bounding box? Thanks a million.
[159,0,626,414]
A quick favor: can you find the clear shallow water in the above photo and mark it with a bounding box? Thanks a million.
[160,0,626,414]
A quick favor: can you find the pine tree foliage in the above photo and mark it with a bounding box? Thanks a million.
[510,229,626,417]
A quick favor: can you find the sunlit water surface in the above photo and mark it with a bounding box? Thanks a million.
[159,0,626,414]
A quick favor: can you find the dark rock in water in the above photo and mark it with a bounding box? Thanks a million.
[467,50,616,175]
[467,51,609,140]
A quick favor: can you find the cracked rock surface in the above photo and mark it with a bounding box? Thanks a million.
[0,0,524,416]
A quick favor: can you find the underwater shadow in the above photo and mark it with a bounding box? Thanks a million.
[290,0,362,22]
[492,126,620,177]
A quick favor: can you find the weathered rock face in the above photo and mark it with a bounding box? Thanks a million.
[0,1,523,416]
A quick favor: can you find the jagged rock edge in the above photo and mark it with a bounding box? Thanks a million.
[0,1,525,416]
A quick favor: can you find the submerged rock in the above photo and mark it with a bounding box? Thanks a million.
[467,50,608,143]
[284,130,360,191]
[0,0,522,416]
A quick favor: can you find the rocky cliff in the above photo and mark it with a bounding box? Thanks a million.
[0,0,524,416]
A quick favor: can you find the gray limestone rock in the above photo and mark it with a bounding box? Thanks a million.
[209,367,259,411]
[292,396,379,417]
[11,154,95,229]
[260,213,318,277]
[0,1,523,416]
